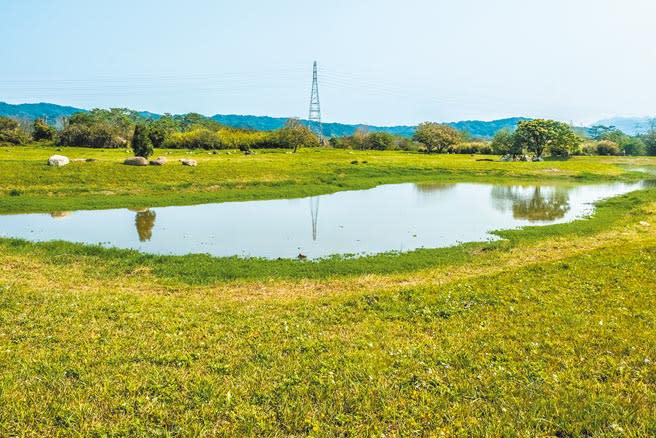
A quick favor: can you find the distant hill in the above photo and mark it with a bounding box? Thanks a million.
[592,117,655,136]
[211,114,529,139]
[0,102,83,126]
[0,101,527,139]
[211,114,418,137]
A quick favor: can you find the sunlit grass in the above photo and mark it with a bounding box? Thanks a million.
[1,144,651,213]
[1,147,656,434]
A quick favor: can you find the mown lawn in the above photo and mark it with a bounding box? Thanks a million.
[1,147,656,435]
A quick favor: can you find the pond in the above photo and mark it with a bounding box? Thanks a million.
[0,181,648,259]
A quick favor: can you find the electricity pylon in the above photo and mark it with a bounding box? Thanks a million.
[308,61,323,142]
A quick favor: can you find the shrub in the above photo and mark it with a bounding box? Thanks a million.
[0,116,30,145]
[622,138,646,156]
[395,137,419,151]
[596,140,621,156]
[491,129,514,155]
[449,142,493,154]
[363,132,395,150]
[32,118,57,142]
[642,128,656,156]
[132,125,154,158]
[58,124,127,148]
[549,142,571,158]
[162,129,224,150]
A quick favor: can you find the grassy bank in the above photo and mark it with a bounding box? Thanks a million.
[1,145,653,214]
[1,194,655,435]
[1,185,655,283]
[2,147,656,435]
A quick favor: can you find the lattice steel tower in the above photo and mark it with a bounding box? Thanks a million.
[308,61,323,142]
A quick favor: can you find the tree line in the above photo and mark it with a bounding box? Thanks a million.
[0,109,320,156]
[489,119,656,158]
[1,109,655,158]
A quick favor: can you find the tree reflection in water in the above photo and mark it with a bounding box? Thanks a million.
[413,183,456,200]
[491,186,571,221]
[135,209,156,241]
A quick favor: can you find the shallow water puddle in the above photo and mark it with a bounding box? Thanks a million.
[0,181,647,259]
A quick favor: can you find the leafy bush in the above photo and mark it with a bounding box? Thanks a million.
[491,129,514,155]
[132,125,154,158]
[395,137,419,151]
[32,118,57,141]
[450,142,493,154]
[643,128,656,156]
[328,137,348,149]
[363,132,395,150]
[622,138,646,156]
[162,126,282,150]
[0,117,30,145]
[162,128,224,150]
[328,132,416,151]
[58,124,127,148]
[219,129,275,149]
[56,109,138,148]
[596,140,621,156]
[549,142,571,158]
[327,135,361,150]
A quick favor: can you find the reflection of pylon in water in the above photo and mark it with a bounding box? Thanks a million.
[310,197,320,241]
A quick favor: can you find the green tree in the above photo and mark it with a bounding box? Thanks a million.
[0,116,19,132]
[0,116,30,145]
[589,127,646,156]
[32,118,57,141]
[147,114,178,148]
[513,119,581,158]
[58,109,134,148]
[132,125,154,158]
[643,120,656,156]
[595,140,621,156]
[622,137,646,156]
[364,132,394,150]
[277,119,319,153]
[173,112,223,132]
[598,128,628,145]
[413,122,461,153]
[588,125,616,140]
[352,127,369,150]
[491,128,515,155]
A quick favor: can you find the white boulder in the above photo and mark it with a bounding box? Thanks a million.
[48,155,70,167]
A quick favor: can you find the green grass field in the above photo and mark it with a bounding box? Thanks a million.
[1,145,656,435]
[0,145,649,213]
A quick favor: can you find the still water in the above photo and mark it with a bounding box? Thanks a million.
[0,181,647,259]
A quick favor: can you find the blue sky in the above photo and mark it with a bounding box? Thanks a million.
[1,0,655,125]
